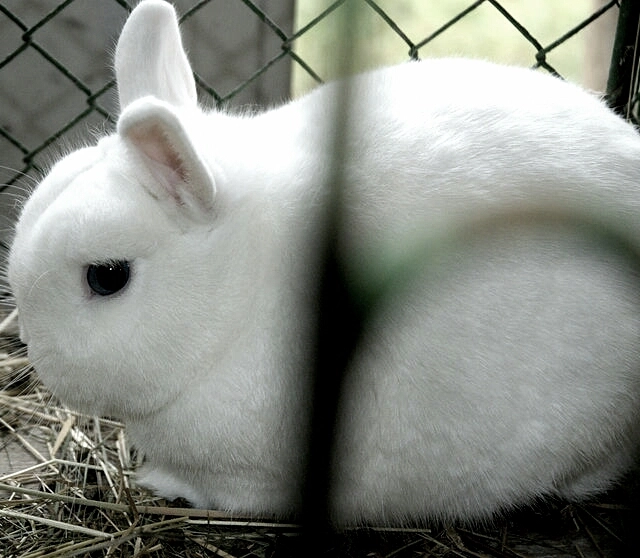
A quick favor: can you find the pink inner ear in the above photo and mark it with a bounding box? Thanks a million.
[118,99,216,214]
[129,122,189,185]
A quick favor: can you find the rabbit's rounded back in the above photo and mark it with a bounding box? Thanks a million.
[8,0,640,523]
[333,219,640,523]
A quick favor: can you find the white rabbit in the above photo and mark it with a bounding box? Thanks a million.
[8,0,640,524]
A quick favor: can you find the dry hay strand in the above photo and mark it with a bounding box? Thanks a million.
[0,309,638,557]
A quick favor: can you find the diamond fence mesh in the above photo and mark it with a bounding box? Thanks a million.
[0,0,637,255]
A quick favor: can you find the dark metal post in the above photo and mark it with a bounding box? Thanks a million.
[605,0,640,117]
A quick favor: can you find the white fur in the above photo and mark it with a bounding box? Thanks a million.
[8,0,640,524]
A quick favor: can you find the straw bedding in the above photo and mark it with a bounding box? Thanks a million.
[0,309,637,557]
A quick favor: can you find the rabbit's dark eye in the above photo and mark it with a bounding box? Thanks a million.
[87,261,131,297]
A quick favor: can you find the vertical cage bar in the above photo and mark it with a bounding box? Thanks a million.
[299,2,362,549]
[605,0,640,117]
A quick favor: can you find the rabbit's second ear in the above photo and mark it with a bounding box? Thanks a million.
[115,0,197,110]
[118,98,216,220]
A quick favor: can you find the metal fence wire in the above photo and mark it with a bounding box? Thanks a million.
[1,0,637,193]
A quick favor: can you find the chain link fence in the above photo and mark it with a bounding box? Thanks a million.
[0,0,638,308]
[0,1,632,190]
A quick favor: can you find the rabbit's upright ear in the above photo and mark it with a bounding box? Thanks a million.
[118,98,216,220]
[115,0,197,110]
